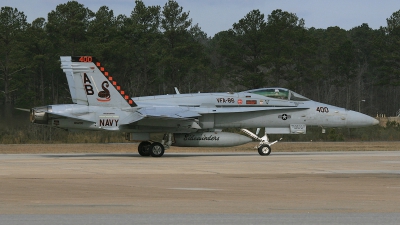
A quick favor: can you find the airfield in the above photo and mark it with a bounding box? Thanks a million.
[1,142,400,224]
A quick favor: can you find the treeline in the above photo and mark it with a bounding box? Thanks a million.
[1,0,400,117]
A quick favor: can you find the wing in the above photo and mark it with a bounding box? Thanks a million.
[126,107,202,131]
[123,105,309,132]
[196,106,310,114]
[137,107,201,119]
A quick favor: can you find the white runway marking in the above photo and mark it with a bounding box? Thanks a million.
[168,188,223,191]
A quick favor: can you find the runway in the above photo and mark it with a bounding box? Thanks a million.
[1,151,400,224]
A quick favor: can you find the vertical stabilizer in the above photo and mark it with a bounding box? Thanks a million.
[60,56,136,107]
[61,56,80,104]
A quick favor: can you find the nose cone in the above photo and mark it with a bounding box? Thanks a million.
[346,110,379,127]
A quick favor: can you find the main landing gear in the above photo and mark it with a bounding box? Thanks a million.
[137,134,173,157]
[241,128,282,156]
[138,141,165,157]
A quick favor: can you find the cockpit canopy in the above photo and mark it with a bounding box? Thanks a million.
[243,88,310,101]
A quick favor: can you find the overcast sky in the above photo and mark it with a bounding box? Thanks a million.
[2,0,400,37]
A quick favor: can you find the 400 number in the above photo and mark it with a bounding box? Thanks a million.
[79,56,93,62]
[316,107,329,113]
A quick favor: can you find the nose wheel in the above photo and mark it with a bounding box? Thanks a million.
[258,144,271,156]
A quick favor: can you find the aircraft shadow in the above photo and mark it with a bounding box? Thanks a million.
[41,153,257,158]
[41,153,135,158]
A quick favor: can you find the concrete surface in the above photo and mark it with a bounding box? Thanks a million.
[0,151,399,216]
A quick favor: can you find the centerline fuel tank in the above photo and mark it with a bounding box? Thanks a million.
[173,132,252,147]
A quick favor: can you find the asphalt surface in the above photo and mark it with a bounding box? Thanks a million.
[1,151,400,224]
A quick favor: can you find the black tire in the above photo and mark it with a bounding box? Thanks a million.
[258,144,271,156]
[149,142,165,157]
[138,141,151,156]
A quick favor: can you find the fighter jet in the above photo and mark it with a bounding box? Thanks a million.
[29,56,379,157]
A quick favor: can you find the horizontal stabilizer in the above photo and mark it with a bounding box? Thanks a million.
[46,111,95,123]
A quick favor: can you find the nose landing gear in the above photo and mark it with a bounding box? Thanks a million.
[241,128,282,156]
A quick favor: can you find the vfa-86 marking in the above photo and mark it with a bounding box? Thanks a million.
[27,56,379,157]
[216,98,235,103]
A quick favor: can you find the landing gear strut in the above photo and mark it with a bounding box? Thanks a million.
[241,128,282,156]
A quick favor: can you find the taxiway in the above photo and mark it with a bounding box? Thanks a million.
[0,151,400,224]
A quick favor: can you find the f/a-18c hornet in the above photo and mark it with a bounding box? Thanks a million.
[29,56,379,157]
